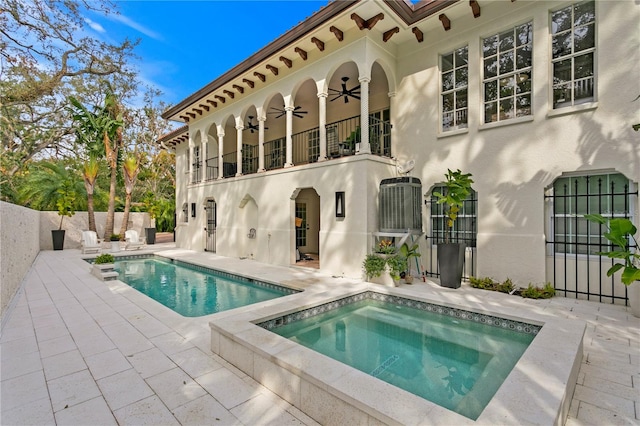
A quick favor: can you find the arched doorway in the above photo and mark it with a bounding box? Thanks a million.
[294,188,320,268]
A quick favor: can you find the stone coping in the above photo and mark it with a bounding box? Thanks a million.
[209,283,586,425]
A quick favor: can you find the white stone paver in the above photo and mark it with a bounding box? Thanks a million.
[1,246,638,426]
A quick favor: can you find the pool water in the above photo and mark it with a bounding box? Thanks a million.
[114,257,292,317]
[270,298,536,420]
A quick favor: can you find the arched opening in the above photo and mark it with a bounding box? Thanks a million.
[264,93,286,170]
[294,187,320,268]
[222,115,238,177]
[206,124,218,181]
[241,106,259,174]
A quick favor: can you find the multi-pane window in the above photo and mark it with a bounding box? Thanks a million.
[550,173,632,254]
[428,186,477,247]
[441,46,468,131]
[482,22,533,123]
[295,203,307,248]
[551,1,596,109]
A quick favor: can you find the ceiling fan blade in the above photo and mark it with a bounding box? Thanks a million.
[329,95,342,102]
[344,95,349,103]
[350,94,361,100]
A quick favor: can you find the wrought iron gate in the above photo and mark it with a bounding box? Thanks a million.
[205,199,216,252]
[545,174,637,304]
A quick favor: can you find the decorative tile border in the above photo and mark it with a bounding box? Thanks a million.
[258,291,541,335]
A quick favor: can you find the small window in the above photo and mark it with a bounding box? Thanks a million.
[428,186,477,247]
[182,202,189,223]
[551,1,596,109]
[482,22,533,123]
[549,173,632,254]
[441,46,468,132]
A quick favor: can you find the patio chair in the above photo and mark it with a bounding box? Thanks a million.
[81,230,102,254]
[124,230,146,251]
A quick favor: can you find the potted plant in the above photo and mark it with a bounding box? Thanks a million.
[91,253,117,281]
[110,234,121,252]
[400,242,421,284]
[433,169,474,288]
[363,240,407,286]
[52,185,77,250]
[585,214,640,317]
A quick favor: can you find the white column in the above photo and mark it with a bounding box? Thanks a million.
[284,106,294,167]
[236,124,244,176]
[217,132,225,180]
[317,92,328,162]
[357,76,371,155]
[258,115,266,172]
[201,135,208,182]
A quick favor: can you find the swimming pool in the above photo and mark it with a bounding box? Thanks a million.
[114,256,296,316]
[260,293,537,420]
[210,286,585,425]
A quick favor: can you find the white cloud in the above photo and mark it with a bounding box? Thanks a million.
[84,17,106,33]
[111,13,163,41]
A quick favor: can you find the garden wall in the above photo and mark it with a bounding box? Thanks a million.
[1,203,151,324]
[1,202,40,321]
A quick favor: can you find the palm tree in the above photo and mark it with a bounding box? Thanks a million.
[118,154,139,237]
[70,89,123,240]
[18,161,85,229]
[82,157,99,232]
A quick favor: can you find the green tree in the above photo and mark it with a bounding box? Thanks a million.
[82,158,100,232]
[0,0,137,186]
[118,155,139,237]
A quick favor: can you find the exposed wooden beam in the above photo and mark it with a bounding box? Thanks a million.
[186,112,196,119]
[412,27,424,43]
[254,72,266,82]
[193,108,203,115]
[329,26,343,41]
[266,64,278,76]
[351,12,384,30]
[199,104,210,112]
[279,56,292,68]
[351,13,366,30]
[243,78,255,88]
[206,99,217,108]
[311,37,325,51]
[179,115,190,122]
[470,0,481,18]
[214,95,226,103]
[383,27,399,43]
[223,89,235,99]
[439,13,451,31]
[294,47,307,60]
[233,84,244,94]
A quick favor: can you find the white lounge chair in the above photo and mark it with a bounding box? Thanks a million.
[124,230,146,251]
[81,230,102,254]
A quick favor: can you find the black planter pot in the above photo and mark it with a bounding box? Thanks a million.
[437,242,465,288]
[52,229,65,251]
[145,227,156,244]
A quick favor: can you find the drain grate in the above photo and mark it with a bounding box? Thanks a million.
[371,354,399,377]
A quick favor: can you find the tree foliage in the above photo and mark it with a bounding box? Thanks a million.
[0,0,138,186]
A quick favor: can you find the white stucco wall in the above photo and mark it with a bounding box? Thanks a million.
[171,0,639,289]
[1,202,40,321]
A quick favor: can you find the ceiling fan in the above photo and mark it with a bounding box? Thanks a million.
[268,105,308,119]
[329,76,361,103]
[244,116,267,133]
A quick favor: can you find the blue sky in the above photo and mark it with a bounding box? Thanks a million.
[87,1,327,108]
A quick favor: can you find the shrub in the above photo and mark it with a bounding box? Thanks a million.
[94,254,115,264]
[110,234,121,241]
[521,283,555,299]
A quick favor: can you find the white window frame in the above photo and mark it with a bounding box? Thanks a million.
[440,45,469,133]
[549,1,597,111]
[482,21,533,124]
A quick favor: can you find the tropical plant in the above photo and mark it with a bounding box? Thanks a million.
[94,253,115,265]
[118,154,140,237]
[375,239,396,254]
[386,255,408,281]
[400,242,421,275]
[585,214,640,285]
[110,234,121,242]
[433,169,474,243]
[363,254,387,280]
[82,157,99,232]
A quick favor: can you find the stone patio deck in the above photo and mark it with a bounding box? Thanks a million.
[1,246,638,425]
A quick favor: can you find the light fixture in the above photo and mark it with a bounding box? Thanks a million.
[336,192,345,218]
